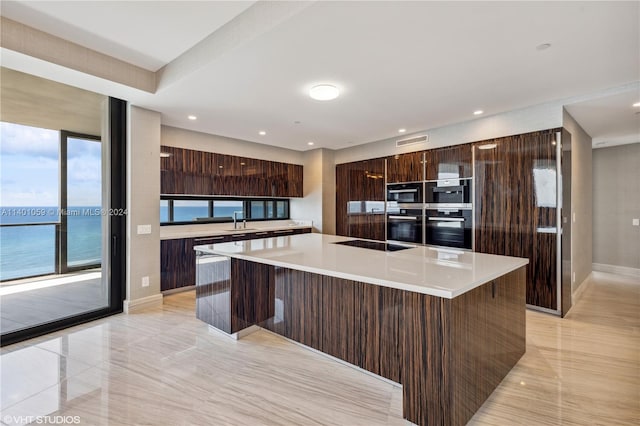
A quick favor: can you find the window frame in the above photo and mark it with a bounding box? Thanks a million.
[160,195,290,226]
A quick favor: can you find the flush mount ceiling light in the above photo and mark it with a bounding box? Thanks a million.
[188,115,197,120]
[478,143,497,150]
[309,84,339,101]
[633,102,640,107]
[307,141,314,146]
[473,110,484,116]
[259,131,266,136]
[398,128,406,133]
[536,43,552,51]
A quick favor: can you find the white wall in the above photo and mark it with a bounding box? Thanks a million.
[562,110,593,292]
[593,143,640,272]
[289,148,336,234]
[161,125,304,164]
[126,106,162,310]
[334,100,563,164]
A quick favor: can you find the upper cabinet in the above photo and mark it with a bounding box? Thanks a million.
[335,158,385,240]
[425,144,472,180]
[386,151,424,183]
[160,146,303,198]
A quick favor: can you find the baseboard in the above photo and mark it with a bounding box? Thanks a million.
[592,263,640,279]
[162,285,195,295]
[123,293,164,313]
[572,273,592,304]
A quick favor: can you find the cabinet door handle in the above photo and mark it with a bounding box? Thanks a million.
[231,234,245,238]
[254,232,269,236]
[194,236,225,242]
[274,229,294,234]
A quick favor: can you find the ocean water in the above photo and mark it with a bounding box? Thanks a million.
[0,205,244,281]
[0,207,101,281]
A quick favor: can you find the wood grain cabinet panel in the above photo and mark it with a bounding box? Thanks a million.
[358,284,402,382]
[386,151,424,183]
[160,238,196,291]
[425,143,472,180]
[335,158,385,240]
[473,129,559,310]
[160,146,303,197]
[321,276,360,366]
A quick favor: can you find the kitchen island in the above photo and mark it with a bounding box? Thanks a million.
[195,234,528,426]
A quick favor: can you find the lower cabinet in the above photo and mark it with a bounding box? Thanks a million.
[161,227,311,292]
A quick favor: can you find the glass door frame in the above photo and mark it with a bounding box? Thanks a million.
[59,130,102,275]
[1,97,127,346]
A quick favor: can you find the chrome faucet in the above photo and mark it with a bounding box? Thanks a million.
[233,211,243,229]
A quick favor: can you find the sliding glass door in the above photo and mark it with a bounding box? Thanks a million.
[0,92,127,345]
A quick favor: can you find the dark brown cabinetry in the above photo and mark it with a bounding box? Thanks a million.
[161,146,303,197]
[474,129,560,311]
[262,267,402,383]
[161,227,311,292]
[335,158,385,240]
[425,143,472,180]
[386,151,424,183]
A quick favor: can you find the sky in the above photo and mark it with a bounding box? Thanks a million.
[0,122,102,207]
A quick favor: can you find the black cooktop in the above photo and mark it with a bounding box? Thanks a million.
[333,239,413,252]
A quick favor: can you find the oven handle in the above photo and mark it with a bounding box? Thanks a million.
[427,217,465,222]
[388,215,419,220]
[388,188,418,193]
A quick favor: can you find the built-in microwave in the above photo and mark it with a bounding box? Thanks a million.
[424,178,472,209]
[386,182,423,204]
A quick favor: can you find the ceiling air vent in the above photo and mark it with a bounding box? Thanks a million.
[396,134,428,147]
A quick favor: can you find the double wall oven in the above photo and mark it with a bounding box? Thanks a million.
[424,178,472,249]
[386,178,473,250]
[386,183,423,245]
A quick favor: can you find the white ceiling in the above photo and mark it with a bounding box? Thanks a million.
[0,1,255,71]
[1,1,639,151]
[565,91,640,149]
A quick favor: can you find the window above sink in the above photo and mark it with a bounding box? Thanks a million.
[160,196,289,226]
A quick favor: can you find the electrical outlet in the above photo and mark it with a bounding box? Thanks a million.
[572,272,576,284]
[137,224,151,235]
[633,218,639,226]
[141,276,149,287]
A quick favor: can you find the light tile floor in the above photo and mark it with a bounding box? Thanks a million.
[0,271,638,425]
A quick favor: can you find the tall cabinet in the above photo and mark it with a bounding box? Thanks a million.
[474,129,571,315]
[335,158,386,240]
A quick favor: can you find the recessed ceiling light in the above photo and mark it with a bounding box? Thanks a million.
[633,102,640,107]
[398,128,406,133]
[259,131,266,136]
[307,141,314,146]
[188,115,197,120]
[536,43,551,51]
[473,110,484,115]
[478,143,497,150]
[309,84,339,101]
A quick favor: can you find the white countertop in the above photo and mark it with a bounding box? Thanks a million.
[194,233,529,299]
[160,220,313,240]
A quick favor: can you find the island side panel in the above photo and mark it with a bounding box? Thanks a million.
[449,266,526,425]
[402,292,450,426]
[359,284,403,383]
[230,258,275,334]
[262,267,323,351]
[195,255,232,334]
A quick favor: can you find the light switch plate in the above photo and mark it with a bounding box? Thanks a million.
[141,276,149,287]
[137,224,152,234]
[633,218,639,226]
